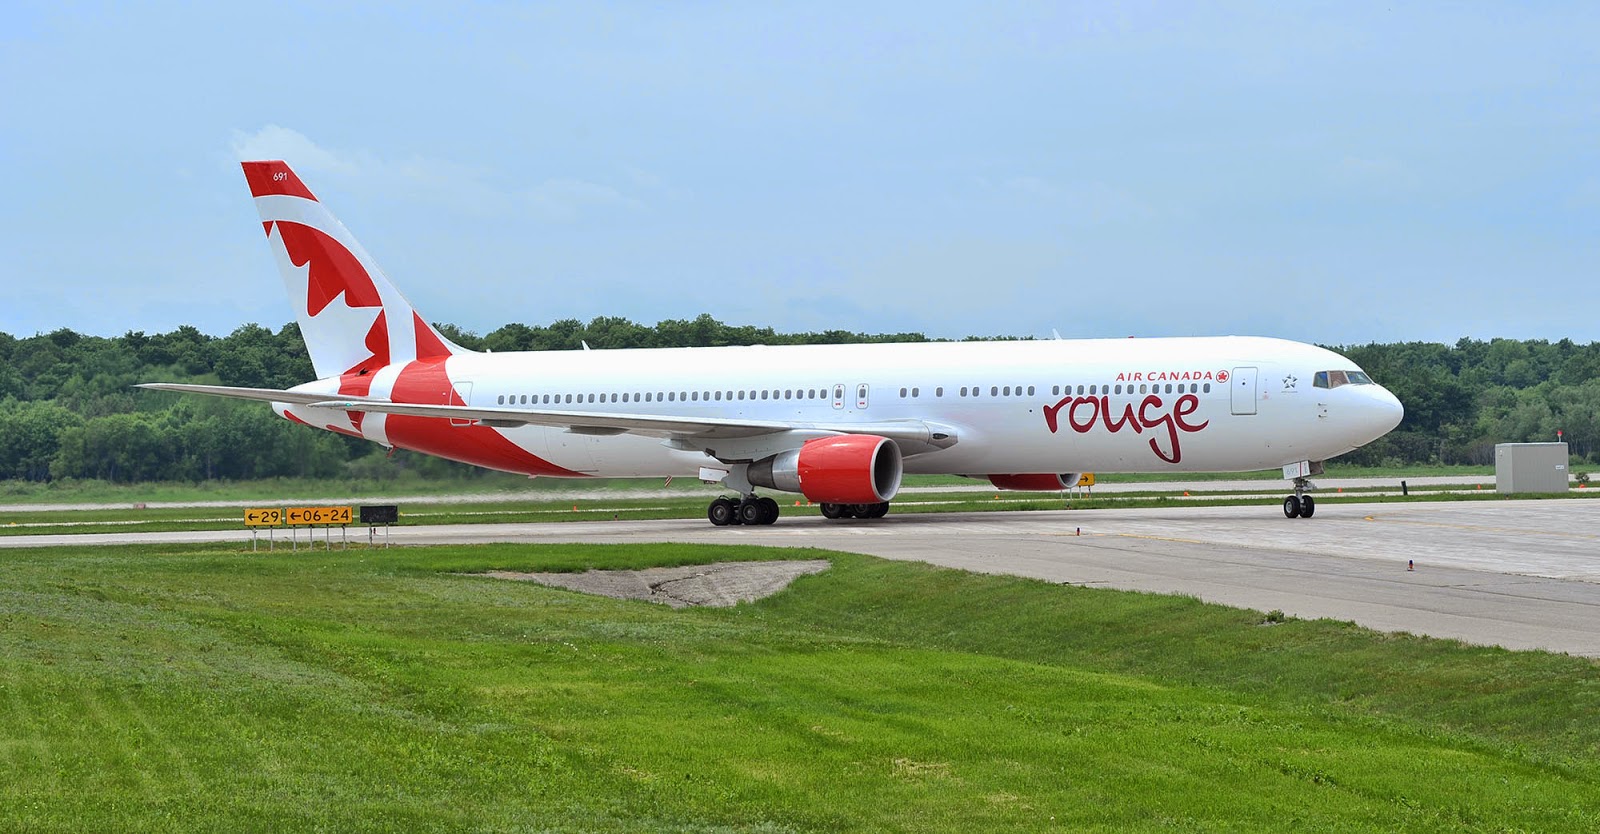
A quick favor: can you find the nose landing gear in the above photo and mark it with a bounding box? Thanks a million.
[1282,477,1316,518]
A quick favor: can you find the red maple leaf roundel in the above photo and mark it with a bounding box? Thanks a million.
[1217,370,1230,383]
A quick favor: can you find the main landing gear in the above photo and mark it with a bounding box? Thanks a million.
[1282,477,1316,519]
[705,496,893,526]
[819,502,889,519]
[707,495,780,526]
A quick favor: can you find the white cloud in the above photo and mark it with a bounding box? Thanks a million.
[525,177,646,221]
[229,125,362,174]
[1333,155,1419,194]
[228,126,645,220]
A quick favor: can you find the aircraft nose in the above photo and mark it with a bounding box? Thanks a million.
[1372,386,1404,434]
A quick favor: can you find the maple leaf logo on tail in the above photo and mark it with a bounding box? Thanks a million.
[241,161,461,395]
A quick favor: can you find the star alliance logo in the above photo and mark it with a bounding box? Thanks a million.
[1283,375,1298,390]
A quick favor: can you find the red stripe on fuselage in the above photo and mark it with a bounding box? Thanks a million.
[412,311,453,360]
[385,359,585,477]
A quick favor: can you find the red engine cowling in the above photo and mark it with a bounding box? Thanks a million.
[988,473,1081,491]
[748,435,903,504]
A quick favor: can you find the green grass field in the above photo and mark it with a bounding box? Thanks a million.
[3,542,1598,832]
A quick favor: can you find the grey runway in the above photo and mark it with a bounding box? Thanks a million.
[6,498,1598,655]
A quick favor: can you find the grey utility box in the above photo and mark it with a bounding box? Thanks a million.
[1495,442,1569,494]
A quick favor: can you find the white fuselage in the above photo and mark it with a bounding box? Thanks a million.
[293,334,1403,480]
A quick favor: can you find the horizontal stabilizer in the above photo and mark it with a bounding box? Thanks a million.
[136,382,380,406]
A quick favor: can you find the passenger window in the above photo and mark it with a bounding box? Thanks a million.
[1027,385,1034,396]
[935,387,943,397]
[900,387,908,398]
[912,387,920,397]
[1203,383,1211,394]
[991,386,999,396]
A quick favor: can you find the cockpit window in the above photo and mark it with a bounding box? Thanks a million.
[1313,370,1374,389]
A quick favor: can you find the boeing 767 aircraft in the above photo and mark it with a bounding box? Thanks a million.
[142,161,1403,525]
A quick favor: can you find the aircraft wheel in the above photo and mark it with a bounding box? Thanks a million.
[1300,495,1316,518]
[708,497,737,526]
[820,503,845,519]
[757,497,780,525]
[738,500,765,525]
[1282,495,1302,518]
[864,502,889,518]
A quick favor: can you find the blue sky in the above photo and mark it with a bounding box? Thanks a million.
[2,2,1595,346]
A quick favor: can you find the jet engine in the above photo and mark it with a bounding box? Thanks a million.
[748,435,903,504]
[987,473,1082,491]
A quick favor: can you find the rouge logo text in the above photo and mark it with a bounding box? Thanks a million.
[1042,394,1209,463]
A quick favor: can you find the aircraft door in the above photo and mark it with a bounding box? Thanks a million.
[450,381,474,426]
[1229,367,1258,416]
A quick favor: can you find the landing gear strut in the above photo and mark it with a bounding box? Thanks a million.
[707,495,780,527]
[1282,477,1316,519]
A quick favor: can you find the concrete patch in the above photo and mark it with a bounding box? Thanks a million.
[478,559,831,608]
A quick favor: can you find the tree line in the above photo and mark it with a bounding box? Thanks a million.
[0,317,1595,484]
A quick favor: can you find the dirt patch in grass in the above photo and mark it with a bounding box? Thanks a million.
[477,559,831,608]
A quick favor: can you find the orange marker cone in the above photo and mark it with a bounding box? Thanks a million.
[572,504,578,511]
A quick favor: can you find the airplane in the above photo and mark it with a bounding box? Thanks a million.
[142,160,1404,525]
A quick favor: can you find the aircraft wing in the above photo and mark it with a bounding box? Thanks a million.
[138,383,957,448]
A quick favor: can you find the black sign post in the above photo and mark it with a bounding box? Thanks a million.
[360,505,399,547]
